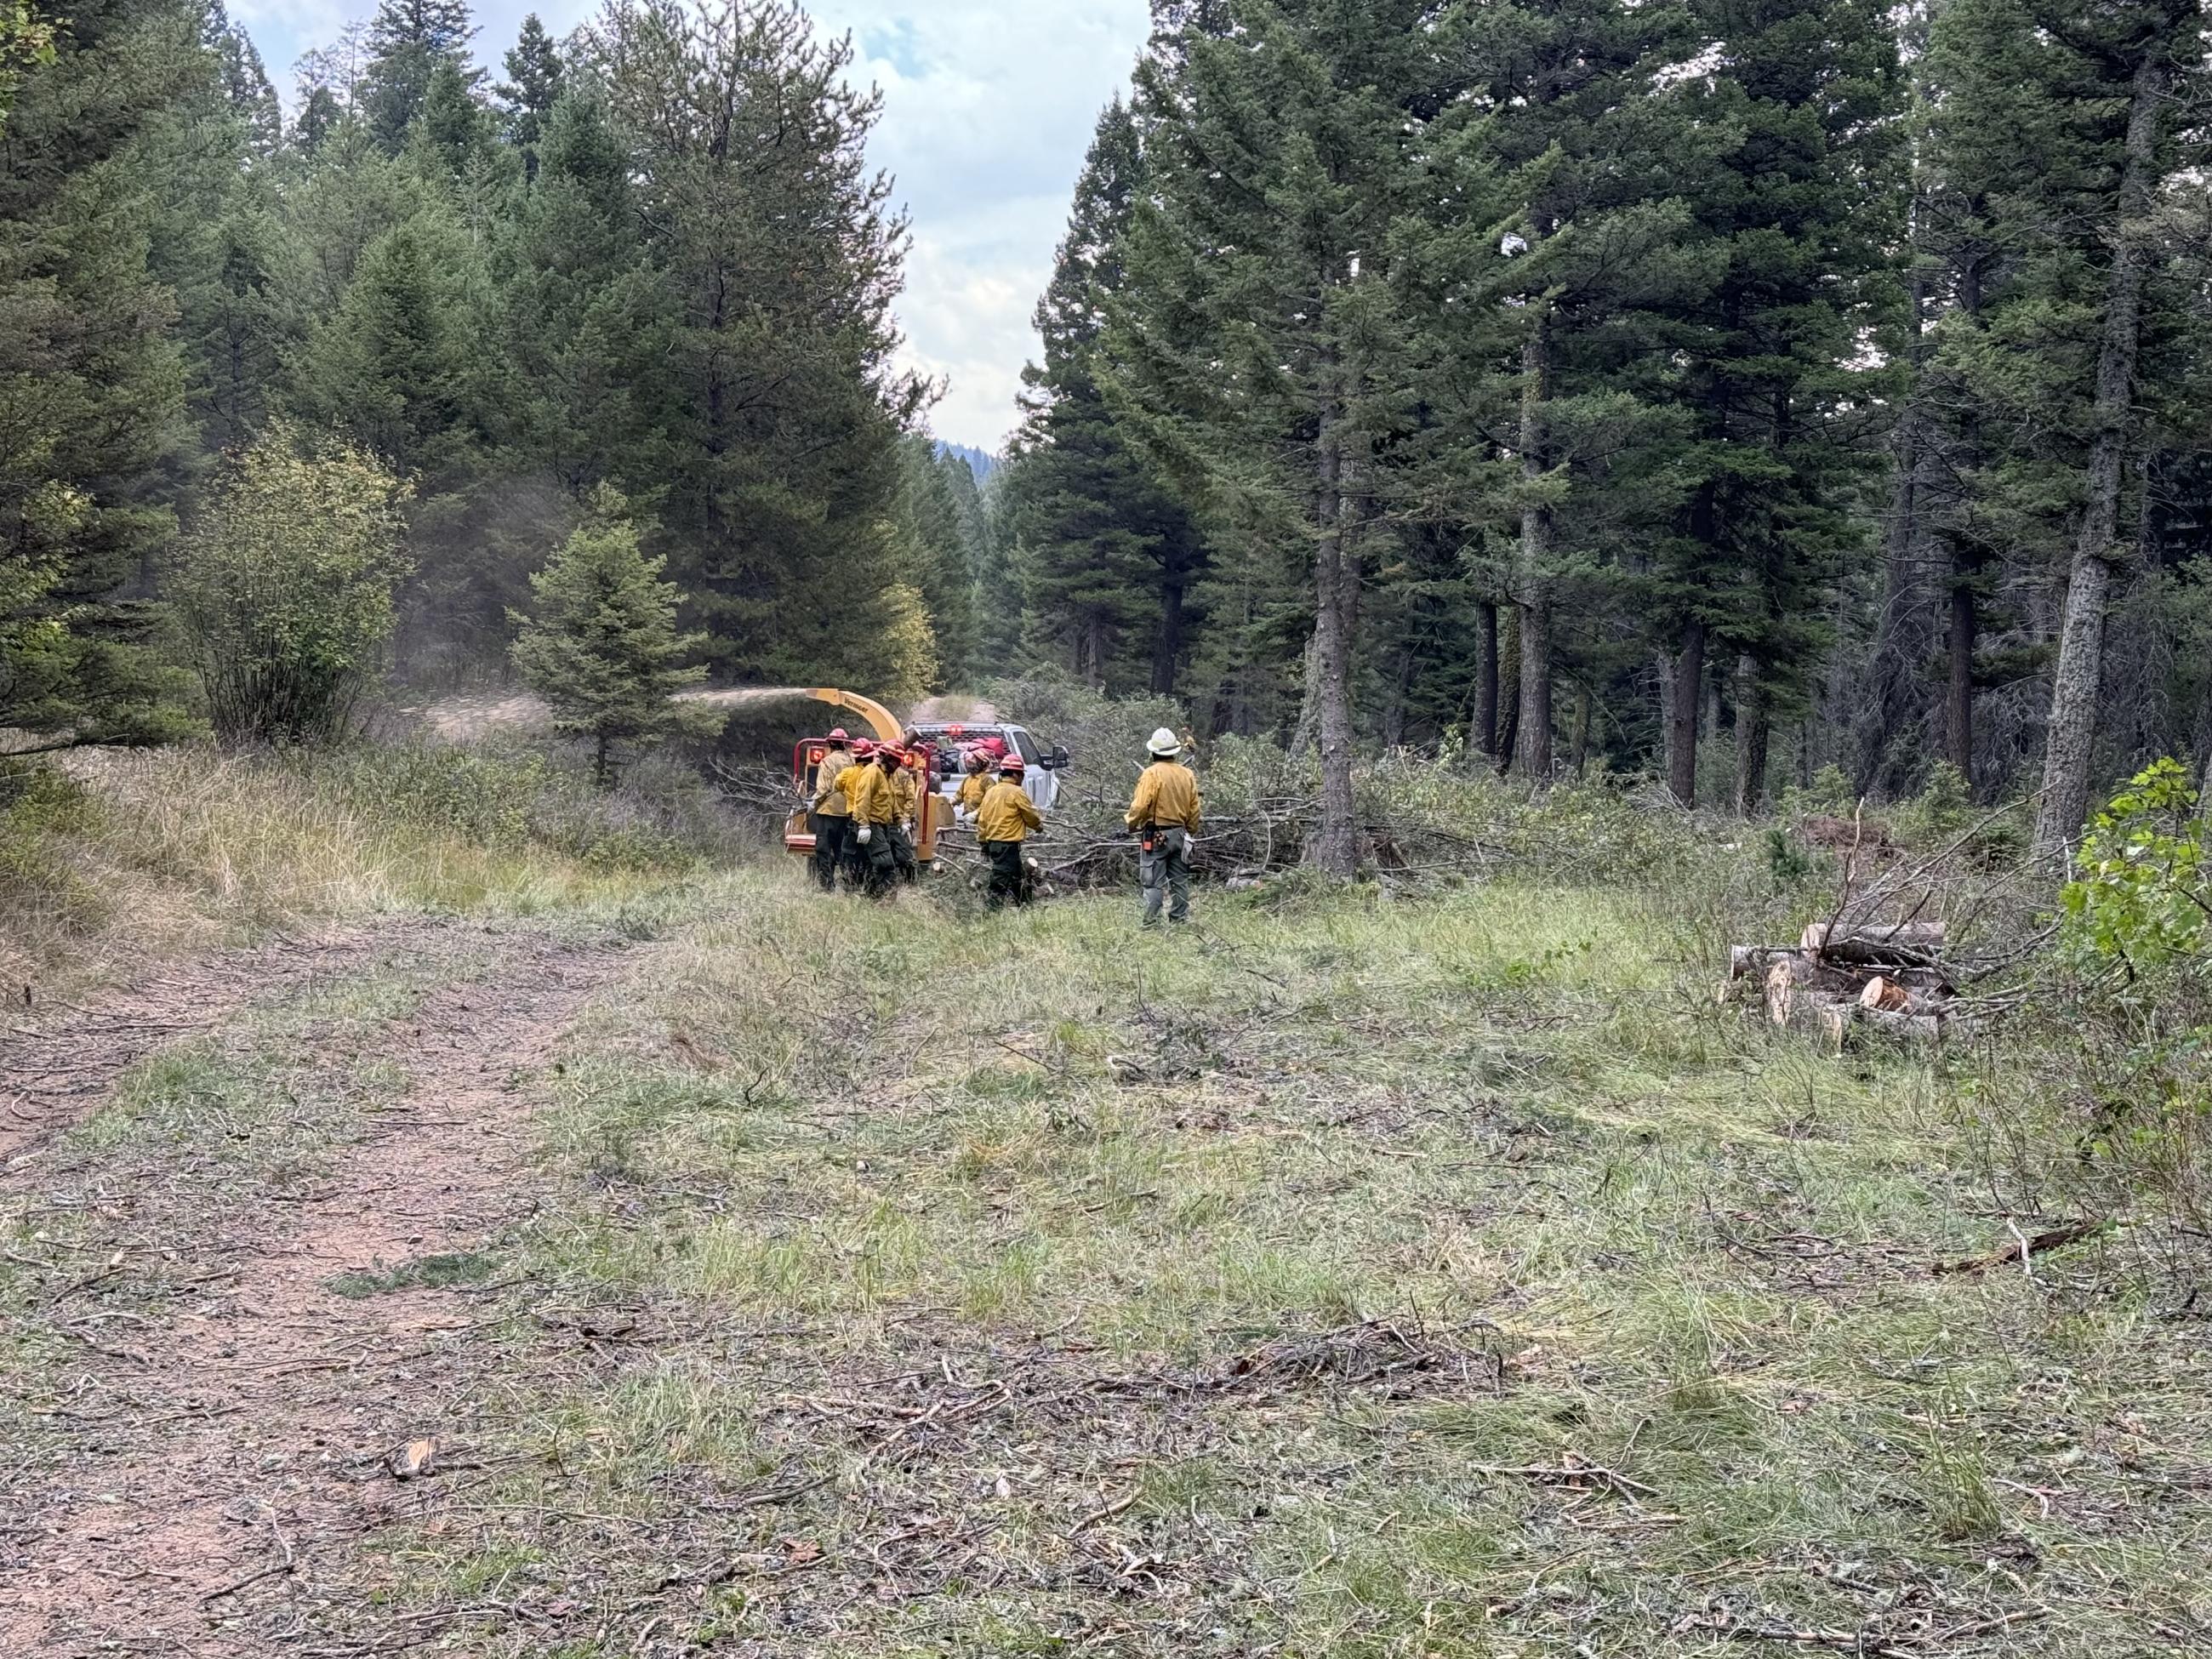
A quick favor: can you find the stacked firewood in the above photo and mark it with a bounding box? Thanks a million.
[1725,921,1978,1049]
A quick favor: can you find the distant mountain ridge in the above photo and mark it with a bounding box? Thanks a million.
[935,442,1002,485]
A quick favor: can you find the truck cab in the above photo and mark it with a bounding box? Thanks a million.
[907,722,1068,812]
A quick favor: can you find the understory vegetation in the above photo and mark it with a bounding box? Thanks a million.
[3,744,2209,1654]
[0,741,730,991]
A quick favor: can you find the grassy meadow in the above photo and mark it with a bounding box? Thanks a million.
[3,743,2207,1656]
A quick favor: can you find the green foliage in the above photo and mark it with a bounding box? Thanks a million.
[2061,759,2211,975]
[1891,761,1973,846]
[510,487,711,786]
[0,761,103,919]
[0,0,214,753]
[173,426,413,745]
[0,0,56,134]
[1764,826,1813,889]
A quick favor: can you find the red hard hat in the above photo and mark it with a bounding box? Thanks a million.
[1000,754,1026,775]
[828,727,848,742]
[851,738,876,758]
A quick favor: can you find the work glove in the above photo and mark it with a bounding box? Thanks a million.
[856,824,873,846]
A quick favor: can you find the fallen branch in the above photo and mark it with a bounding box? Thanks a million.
[1467,1455,1657,1500]
[1933,1219,2108,1277]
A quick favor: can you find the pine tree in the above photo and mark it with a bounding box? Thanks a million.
[496,14,562,165]
[495,87,665,495]
[510,486,710,786]
[297,86,343,154]
[1,0,212,750]
[1005,97,1209,695]
[1918,0,2211,854]
[1107,0,1493,870]
[361,0,477,154]
[592,0,930,697]
[1458,0,1707,781]
[288,207,491,485]
[413,53,497,184]
[205,2,281,159]
[892,438,980,688]
[1650,0,1906,807]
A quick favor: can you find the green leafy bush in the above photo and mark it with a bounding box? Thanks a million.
[2061,758,2210,976]
[2052,759,2212,1217]
[173,427,413,745]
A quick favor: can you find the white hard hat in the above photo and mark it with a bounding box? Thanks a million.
[1148,727,1182,756]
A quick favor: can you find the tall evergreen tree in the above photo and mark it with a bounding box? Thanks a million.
[1109,0,1497,872]
[591,0,931,697]
[1,0,212,748]
[1650,0,1906,807]
[494,87,664,496]
[1005,97,1209,696]
[1458,0,1707,781]
[360,0,477,154]
[496,14,562,165]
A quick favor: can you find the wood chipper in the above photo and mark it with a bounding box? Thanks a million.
[782,687,949,866]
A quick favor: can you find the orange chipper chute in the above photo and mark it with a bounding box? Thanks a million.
[784,687,944,866]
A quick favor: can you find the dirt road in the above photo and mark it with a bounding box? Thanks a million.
[0,921,626,1655]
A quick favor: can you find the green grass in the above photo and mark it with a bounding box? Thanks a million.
[13,836,2208,1658]
[354,864,2209,1658]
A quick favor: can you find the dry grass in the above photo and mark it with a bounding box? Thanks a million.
[0,744,698,996]
[337,867,2212,1658]
[6,762,2208,1657]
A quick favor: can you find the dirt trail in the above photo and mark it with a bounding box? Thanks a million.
[0,924,626,1656]
[1,926,427,1161]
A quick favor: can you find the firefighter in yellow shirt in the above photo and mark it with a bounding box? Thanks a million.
[975,754,1044,909]
[954,748,992,821]
[1126,727,1201,926]
[838,741,897,896]
[887,748,921,884]
[807,727,857,891]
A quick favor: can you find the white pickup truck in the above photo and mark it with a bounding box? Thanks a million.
[908,721,1069,812]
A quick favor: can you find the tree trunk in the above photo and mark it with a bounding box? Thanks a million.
[1570,683,1592,778]
[594,732,612,790]
[2035,48,2167,860]
[1669,619,1705,807]
[1152,571,1186,695]
[1516,316,1554,781]
[1861,186,1931,795]
[1734,654,1769,816]
[1474,599,1499,758]
[1946,560,1976,784]
[1496,608,1521,777]
[1381,636,1414,750]
[1310,402,1360,877]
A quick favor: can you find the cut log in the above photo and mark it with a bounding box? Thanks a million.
[1861,1006,1981,1044]
[1730,944,1793,981]
[1859,976,1911,1014]
[1764,955,1816,1029]
[1800,921,1946,966]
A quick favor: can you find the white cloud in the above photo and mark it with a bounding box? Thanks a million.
[242,0,1152,452]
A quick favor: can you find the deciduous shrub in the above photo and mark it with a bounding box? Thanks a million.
[173,427,412,746]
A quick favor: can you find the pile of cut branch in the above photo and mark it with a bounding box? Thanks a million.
[1724,921,1977,1050]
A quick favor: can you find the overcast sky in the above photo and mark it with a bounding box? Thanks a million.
[229,0,1154,450]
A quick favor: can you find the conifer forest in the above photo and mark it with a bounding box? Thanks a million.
[14,5,2212,1656]
[5,0,2211,857]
